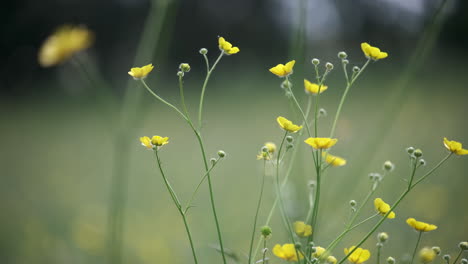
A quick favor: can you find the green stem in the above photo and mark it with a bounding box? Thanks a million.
[198,52,224,128]
[377,246,381,264]
[141,80,188,121]
[452,249,464,264]
[179,75,190,118]
[329,59,371,138]
[410,231,423,264]
[262,239,267,264]
[154,150,198,264]
[248,160,268,264]
[336,153,452,264]
[286,77,312,137]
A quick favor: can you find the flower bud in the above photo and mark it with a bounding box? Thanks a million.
[431,247,441,255]
[406,147,415,154]
[419,159,426,166]
[377,242,383,248]
[413,149,423,158]
[179,63,191,72]
[387,257,395,264]
[286,144,294,150]
[350,200,357,207]
[217,150,226,158]
[461,259,467,264]
[352,66,360,73]
[177,71,184,77]
[308,180,316,189]
[262,247,269,254]
[281,79,292,89]
[310,247,317,253]
[286,136,294,143]
[338,51,348,59]
[419,248,436,264]
[295,242,302,249]
[378,232,389,243]
[459,241,468,250]
[312,58,320,65]
[261,146,269,153]
[342,59,349,65]
[325,62,334,70]
[260,226,272,238]
[309,242,315,248]
[210,158,216,165]
[319,108,327,117]
[199,48,208,55]
[443,255,451,262]
[383,161,395,172]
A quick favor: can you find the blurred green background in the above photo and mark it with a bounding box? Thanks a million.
[1,0,467,263]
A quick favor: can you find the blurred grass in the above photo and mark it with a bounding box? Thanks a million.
[1,56,467,264]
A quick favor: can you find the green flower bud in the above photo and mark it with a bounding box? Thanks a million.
[312,58,320,65]
[338,51,348,59]
[295,242,302,249]
[210,158,216,165]
[309,241,315,248]
[431,247,441,255]
[387,257,395,264]
[352,66,360,73]
[419,159,427,166]
[350,200,357,207]
[177,71,184,77]
[217,150,226,158]
[286,136,294,143]
[414,149,423,158]
[461,259,467,264]
[459,241,468,250]
[378,232,389,243]
[383,161,395,171]
[281,79,292,89]
[319,108,327,117]
[310,247,317,253]
[261,146,269,153]
[199,48,208,55]
[443,254,451,262]
[179,63,191,72]
[406,147,415,154]
[325,62,334,70]
[260,226,272,238]
[376,242,383,248]
[342,59,349,65]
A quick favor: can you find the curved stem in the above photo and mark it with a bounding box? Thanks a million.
[286,77,312,137]
[198,52,224,128]
[141,79,188,121]
[410,231,423,264]
[452,249,464,264]
[248,160,268,264]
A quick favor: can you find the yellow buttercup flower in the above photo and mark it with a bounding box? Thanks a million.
[327,256,338,264]
[344,247,371,264]
[322,152,347,167]
[293,221,312,237]
[269,60,296,78]
[374,198,396,219]
[304,137,338,150]
[265,142,277,153]
[406,218,437,232]
[419,247,436,264]
[361,42,388,60]
[313,246,326,258]
[443,137,468,155]
[151,136,169,146]
[140,136,153,149]
[218,37,240,55]
[39,25,93,67]
[273,244,303,262]
[128,64,154,80]
[277,116,302,133]
[304,79,328,95]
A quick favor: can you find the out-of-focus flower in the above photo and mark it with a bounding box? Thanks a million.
[128,64,154,80]
[322,152,347,167]
[313,246,326,258]
[406,218,437,232]
[218,37,239,55]
[277,116,302,133]
[39,25,93,67]
[361,43,388,60]
[273,243,303,261]
[294,221,312,237]
[419,247,437,264]
[374,198,396,219]
[270,60,296,78]
[443,137,468,155]
[344,247,371,264]
[140,136,153,149]
[304,138,337,150]
[304,79,328,94]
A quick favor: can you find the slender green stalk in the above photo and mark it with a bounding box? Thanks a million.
[153,150,198,264]
[452,249,464,264]
[410,231,423,264]
[141,80,188,121]
[198,52,224,128]
[336,153,452,264]
[286,77,312,137]
[179,75,190,118]
[377,246,381,264]
[248,160,268,264]
[262,239,267,264]
[329,59,371,138]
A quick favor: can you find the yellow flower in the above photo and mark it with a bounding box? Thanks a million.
[277,116,302,133]
[419,247,436,264]
[327,256,338,264]
[151,136,169,146]
[344,247,371,264]
[304,79,328,94]
[140,136,153,149]
[361,42,388,60]
[374,198,396,219]
[269,60,296,78]
[322,152,347,167]
[128,64,154,80]
[443,137,468,155]
[218,37,240,55]
[406,218,437,232]
[294,221,312,237]
[265,142,277,153]
[273,244,303,262]
[304,137,338,150]
[38,25,93,67]
[313,246,326,258]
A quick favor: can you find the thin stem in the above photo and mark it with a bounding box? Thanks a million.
[347,188,376,229]
[342,60,350,85]
[262,239,267,264]
[141,79,188,121]
[179,75,190,118]
[452,249,464,264]
[410,231,423,264]
[329,59,371,138]
[198,52,224,128]
[286,77,312,137]
[248,160,268,264]
[377,246,381,264]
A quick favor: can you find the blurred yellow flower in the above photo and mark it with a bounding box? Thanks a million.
[151,136,169,146]
[140,136,153,149]
[265,142,277,153]
[273,243,303,262]
[374,198,396,219]
[218,37,240,55]
[294,221,312,237]
[313,246,326,258]
[269,60,295,77]
[38,25,93,67]
[327,256,338,264]
[128,64,154,80]
[322,152,347,167]
[406,218,437,232]
[344,246,371,264]
[304,79,328,94]
[277,116,302,133]
[419,247,436,264]
[361,42,388,60]
[304,137,337,150]
[443,137,468,155]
